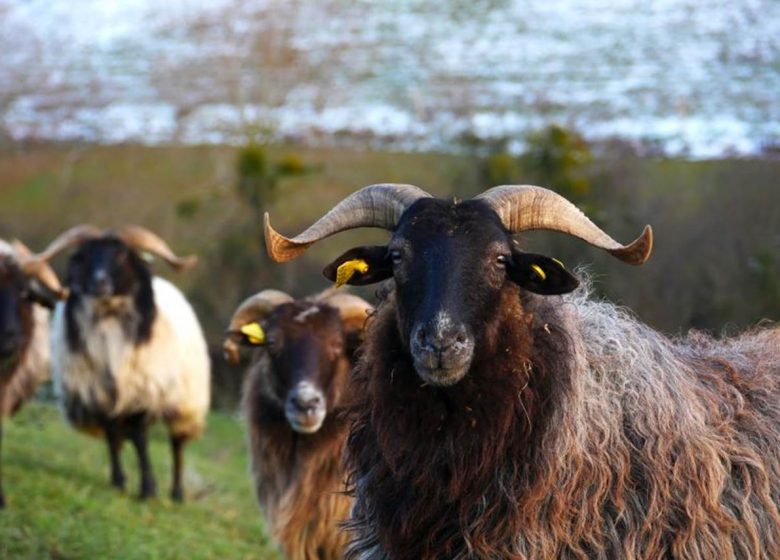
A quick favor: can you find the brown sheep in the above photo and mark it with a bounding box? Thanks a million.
[264,183,780,559]
[0,239,63,509]
[224,289,372,560]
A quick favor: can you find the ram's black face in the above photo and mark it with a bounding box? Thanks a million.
[63,236,157,351]
[391,200,510,385]
[325,199,578,386]
[66,237,149,299]
[0,257,34,376]
[262,302,348,434]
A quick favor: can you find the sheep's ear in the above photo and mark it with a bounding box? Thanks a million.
[323,246,392,286]
[507,251,579,295]
[238,322,266,346]
[223,322,266,364]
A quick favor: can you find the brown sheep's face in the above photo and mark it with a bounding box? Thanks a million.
[325,199,578,387]
[0,257,37,377]
[257,302,349,434]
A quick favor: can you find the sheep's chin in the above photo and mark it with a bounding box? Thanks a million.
[286,410,326,434]
[413,363,470,387]
[83,294,133,315]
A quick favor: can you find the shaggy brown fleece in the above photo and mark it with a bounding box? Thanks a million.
[243,349,353,559]
[344,284,780,560]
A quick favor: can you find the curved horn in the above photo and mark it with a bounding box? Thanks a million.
[36,225,103,262]
[118,226,198,271]
[320,292,373,333]
[264,184,432,263]
[10,239,32,258]
[476,185,653,265]
[12,240,66,298]
[223,289,293,365]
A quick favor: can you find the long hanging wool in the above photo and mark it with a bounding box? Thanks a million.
[345,281,780,560]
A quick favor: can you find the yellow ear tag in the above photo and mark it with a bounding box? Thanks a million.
[551,258,565,268]
[530,264,547,281]
[335,259,369,288]
[240,322,266,345]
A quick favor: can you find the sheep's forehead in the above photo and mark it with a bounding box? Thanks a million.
[75,237,129,260]
[396,198,505,243]
[294,305,320,323]
[273,302,341,332]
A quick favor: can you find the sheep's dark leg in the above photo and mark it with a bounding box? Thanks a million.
[104,418,126,491]
[127,413,156,499]
[169,434,187,503]
[0,417,6,509]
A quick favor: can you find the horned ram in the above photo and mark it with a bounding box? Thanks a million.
[265,184,780,559]
[224,289,372,560]
[45,225,210,502]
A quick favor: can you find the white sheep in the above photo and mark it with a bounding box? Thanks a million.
[43,225,210,501]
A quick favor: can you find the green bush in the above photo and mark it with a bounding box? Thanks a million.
[520,124,593,201]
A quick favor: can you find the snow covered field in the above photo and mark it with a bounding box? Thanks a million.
[1,0,779,157]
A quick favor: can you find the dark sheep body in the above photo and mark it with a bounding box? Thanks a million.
[345,284,780,559]
[263,186,779,559]
[0,244,55,509]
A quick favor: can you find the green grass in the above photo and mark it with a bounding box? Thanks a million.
[0,402,281,560]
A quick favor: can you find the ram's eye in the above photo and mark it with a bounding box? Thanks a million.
[496,255,510,268]
[390,249,403,265]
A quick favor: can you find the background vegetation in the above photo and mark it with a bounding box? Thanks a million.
[2,136,780,406]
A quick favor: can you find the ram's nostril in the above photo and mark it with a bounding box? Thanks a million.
[291,390,324,413]
[414,321,471,354]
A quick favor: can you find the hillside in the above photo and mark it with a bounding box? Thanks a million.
[2,0,779,156]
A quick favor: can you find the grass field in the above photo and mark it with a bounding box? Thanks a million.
[0,401,281,560]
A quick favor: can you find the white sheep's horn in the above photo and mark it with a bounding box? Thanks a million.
[476,185,653,265]
[223,290,294,365]
[36,225,103,262]
[264,184,432,263]
[118,226,198,271]
[13,240,66,298]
